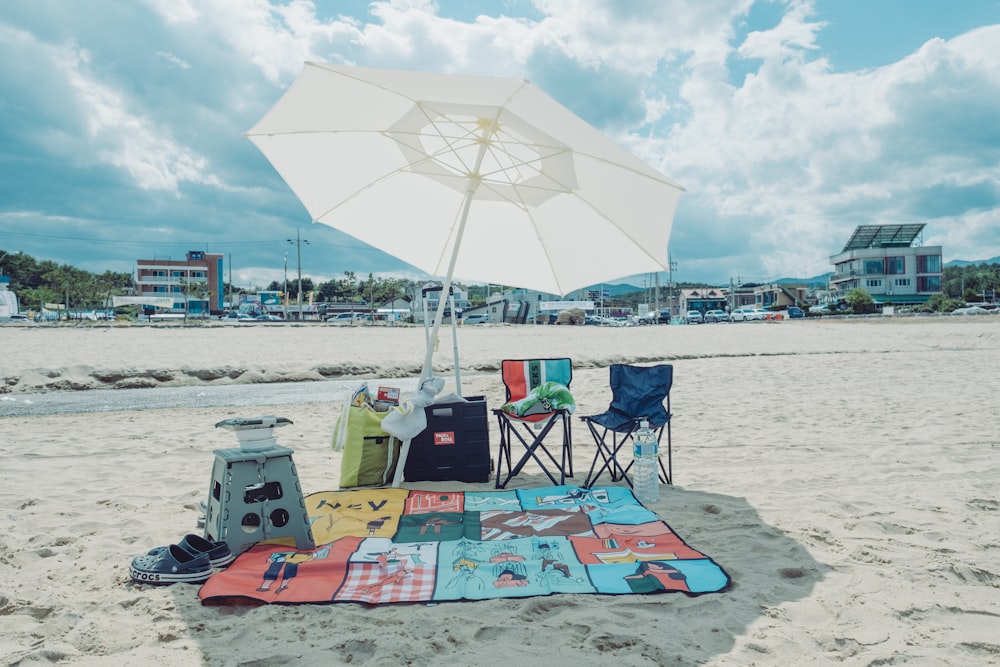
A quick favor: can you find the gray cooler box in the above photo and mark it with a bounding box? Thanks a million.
[404,396,490,483]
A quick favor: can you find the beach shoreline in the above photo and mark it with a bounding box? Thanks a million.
[2,316,993,395]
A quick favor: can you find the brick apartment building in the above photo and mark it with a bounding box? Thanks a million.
[135,251,225,315]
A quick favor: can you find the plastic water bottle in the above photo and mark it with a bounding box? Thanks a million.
[632,420,659,505]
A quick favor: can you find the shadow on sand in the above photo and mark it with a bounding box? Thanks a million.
[167,474,825,666]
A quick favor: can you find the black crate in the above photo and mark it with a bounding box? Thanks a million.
[404,395,490,483]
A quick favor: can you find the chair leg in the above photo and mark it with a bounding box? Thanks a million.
[657,421,672,485]
[494,413,566,488]
[583,423,632,488]
[509,416,562,485]
[582,423,609,488]
[564,416,573,478]
[514,419,567,484]
[494,412,513,489]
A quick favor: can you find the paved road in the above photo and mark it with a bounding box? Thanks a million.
[0,378,425,417]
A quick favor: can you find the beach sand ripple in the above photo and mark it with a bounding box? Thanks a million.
[2,317,999,665]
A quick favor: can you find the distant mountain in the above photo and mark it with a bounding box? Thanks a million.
[945,256,1000,267]
[773,273,833,286]
[602,282,645,296]
[571,282,644,296]
[591,256,1000,295]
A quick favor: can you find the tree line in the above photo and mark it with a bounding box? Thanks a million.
[0,250,132,312]
[0,249,500,312]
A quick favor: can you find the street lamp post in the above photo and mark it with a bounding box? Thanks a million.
[287,229,309,320]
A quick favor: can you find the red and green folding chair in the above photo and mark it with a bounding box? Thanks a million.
[493,358,574,488]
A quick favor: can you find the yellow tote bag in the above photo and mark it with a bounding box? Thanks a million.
[333,404,400,488]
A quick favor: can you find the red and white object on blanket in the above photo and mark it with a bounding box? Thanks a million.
[377,386,400,404]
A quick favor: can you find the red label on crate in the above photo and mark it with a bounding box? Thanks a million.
[433,431,455,446]
[377,386,400,403]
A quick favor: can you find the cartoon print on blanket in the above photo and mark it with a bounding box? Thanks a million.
[198,486,730,605]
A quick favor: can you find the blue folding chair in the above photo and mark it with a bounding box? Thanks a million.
[493,358,574,488]
[580,364,673,488]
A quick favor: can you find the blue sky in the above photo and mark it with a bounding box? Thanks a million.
[2,0,999,289]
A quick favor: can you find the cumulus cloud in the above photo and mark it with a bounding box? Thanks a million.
[1,0,998,285]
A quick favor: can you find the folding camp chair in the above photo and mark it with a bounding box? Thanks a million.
[493,358,574,488]
[580,364,673,488]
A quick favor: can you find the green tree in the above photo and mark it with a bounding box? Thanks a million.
[942,262,1000,300]
[342,271,357,302]
[845,288,876,314]
[314,278,338,302]
[919,293,963,313]
[178,276,214,321]
[94,270,133,311]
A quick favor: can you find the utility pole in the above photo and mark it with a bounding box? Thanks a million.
[654,272,660,318]
[287,228,309,320]
[668,256,677,323]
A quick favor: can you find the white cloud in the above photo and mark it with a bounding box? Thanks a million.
[3,0,999,285]
[155,51,191,69]
[737,0,824,62]
[0,20,222,194]
[655,7,1000,279]
[56,46,221,192]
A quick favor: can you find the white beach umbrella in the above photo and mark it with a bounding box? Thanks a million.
[246,62,685,380]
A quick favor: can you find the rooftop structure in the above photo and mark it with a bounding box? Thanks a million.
[841,224,925,252]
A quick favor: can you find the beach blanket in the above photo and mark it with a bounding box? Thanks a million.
[198,485,730,605]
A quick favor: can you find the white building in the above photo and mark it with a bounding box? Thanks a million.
[828,224,942,305]
[0,276,19,318]
[414,281,470,323]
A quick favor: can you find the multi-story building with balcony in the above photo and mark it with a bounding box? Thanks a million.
[414,281,471,323]
[828,224,942,305]
[135,251,224,315]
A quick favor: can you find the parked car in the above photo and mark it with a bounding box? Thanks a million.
[786,306,805,319]
[752,308,772,320]
[730,308,763,322]
[463,313,490,324]
[254,313,283,321]
[685,310,703,324]
[704,309,730,323]
[219,311,254,321]
[952,306,990,315]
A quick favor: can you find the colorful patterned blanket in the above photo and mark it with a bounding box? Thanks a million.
[198,485,730,605]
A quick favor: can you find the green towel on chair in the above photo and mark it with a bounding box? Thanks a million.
[501,381,575,418]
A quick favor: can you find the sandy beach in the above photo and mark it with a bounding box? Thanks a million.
[2,317,999,666]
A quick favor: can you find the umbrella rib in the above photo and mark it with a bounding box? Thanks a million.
[410,101,491,179]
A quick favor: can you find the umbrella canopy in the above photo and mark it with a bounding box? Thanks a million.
[247,63,685,379]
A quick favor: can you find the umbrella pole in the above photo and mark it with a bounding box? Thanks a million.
[450,289,462,396]
[420,130,492,388]
[420,233,465,389]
